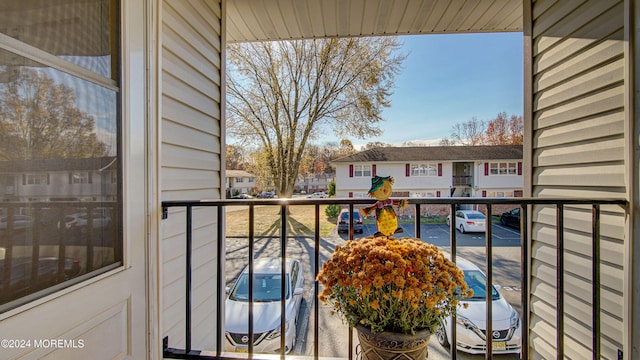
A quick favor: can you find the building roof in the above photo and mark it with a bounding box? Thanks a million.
[332,145,523,163]
[226,170,255,178]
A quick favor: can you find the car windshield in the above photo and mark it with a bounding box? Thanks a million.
[341,212,360,221]
[463,270,499,301]
[466,213,485,220]
[229,273,290,302]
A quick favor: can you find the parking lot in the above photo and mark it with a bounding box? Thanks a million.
[224,223,522,359]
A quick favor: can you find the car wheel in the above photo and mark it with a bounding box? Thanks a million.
[459,224,465,234]
[436,324,450,348]
[501,217,507,226]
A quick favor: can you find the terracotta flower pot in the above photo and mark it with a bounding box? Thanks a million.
[356,324,431,360]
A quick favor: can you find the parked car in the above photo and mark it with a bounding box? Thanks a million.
[257,191,275,198]
[337,209,364,234]
[500,208,520,229]
[63,213,112,230]
[306,192,328,198]
[0,215,34,231]
[436,256,521,355]
[0,256,82,300]
[446,210,487,233]
[225,258,305,354]
[231,194,253,199]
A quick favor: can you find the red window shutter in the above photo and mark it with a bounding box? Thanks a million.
[437,163,442,176]
[436,191,441,198]
[348,192,353,198]
[482,190,487,197]
[349,164,354,177]
[405,164,410,177]
[484,163,489,176]
[517,162,522,175]
[372,164,376,177]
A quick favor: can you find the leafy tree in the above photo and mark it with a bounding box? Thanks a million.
[440,113,523,146]
[227,37,405,197]
[225,144,246,170]
[0,68,106,160]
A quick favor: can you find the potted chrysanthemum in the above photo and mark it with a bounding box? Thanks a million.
[317,236,472,360]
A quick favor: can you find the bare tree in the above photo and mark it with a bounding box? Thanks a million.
[0,68,106,160]
[226,38,405,197]
[440,117,486,146]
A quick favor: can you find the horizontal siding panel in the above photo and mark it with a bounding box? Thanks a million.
[533,163,625,187]
[532,205,625,240]
[534,138,624,166]
[534,2,622,68]
[531,0,586,39]
[162,48,221,99]
[164,2,222,60]
[162,120,220,153]
[530,276,556,303]
[529,321,557,360]
[534,111,623,148]
[162,168,220,191]
[163,143,221,171]
[535,33,623,92]
[531,0,556,21]
[182,0,222,45]
[163,96,221,135]
[535,58,623,111]
[534,86,624,129]
[532,185,627,199]
[162,188,221,202]
[162,72,220,117]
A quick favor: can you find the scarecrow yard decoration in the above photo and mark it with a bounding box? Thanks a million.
[361,175,407,237]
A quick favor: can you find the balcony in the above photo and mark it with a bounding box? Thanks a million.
[161,197,626,360]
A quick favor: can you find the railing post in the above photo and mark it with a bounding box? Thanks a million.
[520,204,529,360]
[556,204,564,360]
[314,204,320,359]
[449,203,457,360]
[415,203,421,238]
[216,205,224,357]
[248,205,255,356]
[592,204,601,359]
[186,205,193,353]
[280,204,287,359]
[485,203,493,360]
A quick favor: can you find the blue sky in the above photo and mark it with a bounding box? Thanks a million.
[347,32,524,148]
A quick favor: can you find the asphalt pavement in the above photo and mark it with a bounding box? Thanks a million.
[224,223,523,359]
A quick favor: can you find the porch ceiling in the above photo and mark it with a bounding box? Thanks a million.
[226,0,523,43]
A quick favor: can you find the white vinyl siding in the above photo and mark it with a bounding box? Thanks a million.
[161,0,222,351]
[529,1,626,359]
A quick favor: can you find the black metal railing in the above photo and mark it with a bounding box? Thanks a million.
[161,197,626,360]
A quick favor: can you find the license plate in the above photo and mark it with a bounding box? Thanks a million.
[235,347,248,353]
[492,341,506,351]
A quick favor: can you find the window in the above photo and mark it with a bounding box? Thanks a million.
[489,162,517,175]
[354,165,371,177]
[487,191,515,198]
[71,171,90,184]
[410,163,438,176]
[0,0,121,311]
[236,178,244,183]
[25,174,48,185]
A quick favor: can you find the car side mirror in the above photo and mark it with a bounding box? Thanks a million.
[225,286,231,295]
[293,287,304,296]
[494,284,502,291]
